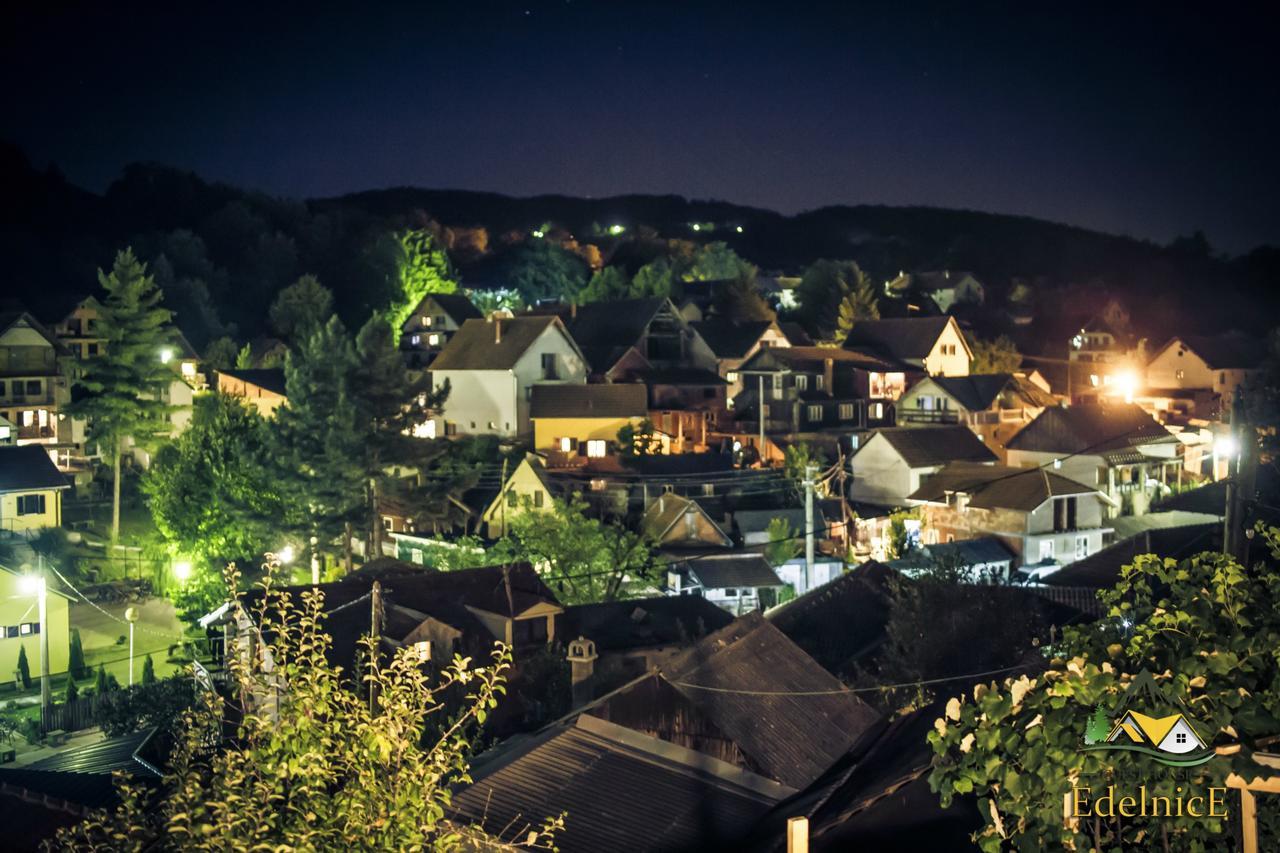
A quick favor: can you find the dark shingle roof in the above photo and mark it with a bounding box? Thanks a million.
[0,728,162,811]
[735,507,826,537]
[685,553,784,589]
[842,317,958,361]
[0,445,70,492]
[659,613,881,789]
[637,367,727,385]
[1042,524,1220,588]
[908,461,1102,512]
[1005,403,1175,454]
[423,292,484,324]
[217,367,287,396]
[926,537,1016,566]
[691,320,775,359]
[452,714,784,853]
[767,562,895,678]
[562,595,734,652]
[927,373,1057,411]
[529,383,647,418]
[1166,334,1268,370]
[868,426,998,468]
[779,322,814,346]
[431,316,571,370]
[742,345,906,373]
[569,298,668,351]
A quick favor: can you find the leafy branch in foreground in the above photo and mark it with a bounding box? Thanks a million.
[52,561,561,851]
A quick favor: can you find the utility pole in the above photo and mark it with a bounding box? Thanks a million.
[37,554,50,724]
[836,446,850,555]
[804,462,816,595]
[1224,391,1257,563]
[499,456,509,538]
[758,374,766,462]
[369,581,382,714]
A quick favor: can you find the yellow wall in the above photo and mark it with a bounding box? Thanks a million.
[532,416,642,451]
[923,319,972,377]
[0,570,70,687]
[482,458,555,538]
[0,487,62,533]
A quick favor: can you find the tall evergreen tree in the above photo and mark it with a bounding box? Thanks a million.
[67,249,177,541]
[69,628,87,679]
[797,259,876,341]
[141,654,156,685]
[835,265,880,339]
[16,645,31,689]
[351,318,449,558]
[275,316,366,571]
[64,672,79,703]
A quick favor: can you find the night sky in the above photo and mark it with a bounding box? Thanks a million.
[4,2,1277,253]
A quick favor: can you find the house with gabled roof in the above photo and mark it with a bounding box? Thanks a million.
[887,270,985,313]
[907,460,1115,569]
[1004,402,1181,516]
[641,493,732,551]
[1143,333,1267,416]
[842,316,971,377]
[849,425,997,507]
[529,382,651,459]
[0,310,80,468]
[429,315,587,439]
[666,552,785,614]
[216,367,288,417]
[568,297,717,380]
[481,453,558,538]
[399,292,483,368]
[898,372,1057,459]
[692,318,790,399]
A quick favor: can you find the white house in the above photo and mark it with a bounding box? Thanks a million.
[429,316,587,440]
[667,553,784,615]
[843,316,972,377]
[1143,334,1266,414]
[849,425,997,507]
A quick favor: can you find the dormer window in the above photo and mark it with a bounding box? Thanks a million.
[421,315,432,327]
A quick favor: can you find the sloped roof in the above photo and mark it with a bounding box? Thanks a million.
[562,595,733,652]
[691,320,775,359]
[779,322,815,346]
[1005,403,1175,454]
[909,461,1103,512]
[637,366,727,385]
[684,553,784,589]
[659,612,881,789]
[431,316,572,370]
[1158,334,1268,370]
[866,426,998,468]
[569,297,669,352]
[925,536,1016,566]
[1041,524,1220,588]
[0,445,70,492]
[451,714,784,853]
[0,727,162,811]
[418,292,483,325]
[641,494,731,545]
[529,383,647,418]
[0,310,68,355]
[842,317,957,361]
[741,345,906,374]
[766,562,895,678]
[217,367,287,396]
[926,373,1056,411]
[735,507,826,536]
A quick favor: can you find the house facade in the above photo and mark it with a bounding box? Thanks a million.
[691,318,791,400]
[848,425,997,507]
[666,553,785,614]
[216,368,288,417]
[529,383,650,458]
[399,293,484,369]
[568,297,718,380]
[481,454,557,538]
[0,312,80,469]
[430,316,587,439]
[0,445,69,534]
[842,316,971,377]
[1143,334,1266,416]
[896,373,1056,459]
[0,566,70,688]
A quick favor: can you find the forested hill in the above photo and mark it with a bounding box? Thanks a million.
[4,141,1277,352]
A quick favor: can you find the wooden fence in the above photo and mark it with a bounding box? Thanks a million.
[1027,585,1106,618]
[41,694,108,734]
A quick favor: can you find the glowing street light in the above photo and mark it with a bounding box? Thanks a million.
[608,224,625,235]
[691,223,701,231]
[278,545,296,565]
[18,568,50,719]
[735,225,744,233]
[159,346,174,364]
[173,560,192,582]
[1214,436,1238,458]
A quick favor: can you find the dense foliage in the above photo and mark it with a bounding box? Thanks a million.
[969,334,1022,374]
[928,529,1280,851]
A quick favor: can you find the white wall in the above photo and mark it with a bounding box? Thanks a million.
[774,559,843,597]
[1145,340,1214,390]
[850,434,926,505]
[923,320,971,377]
[509,325,587,436]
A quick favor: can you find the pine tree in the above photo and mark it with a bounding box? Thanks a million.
[16,645,30,689]
[835,264,880,340]
[234,342,254,369]
[275,316,367,571]
[352,317,448,558]
[66,249,177,541]
[141,654,156,685]
[64,673,79,704]
[95,663,109,694]
[269,275,334,343]
[1084,703,1111,744]
[69,628,87,679]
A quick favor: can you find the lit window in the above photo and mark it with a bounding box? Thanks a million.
[422,316,432,327]
[560,437,578,453]
[1039,540,1055,561]
[411,334,421,345]
[590,478,607,491]
[869,402,884,420]
[806,404,823,422]
[1175,369,1185,380]
[382,516,394,531]
[0,426,10,440]
[586,440,607,458]
[816,374,825,390]
[839,403,855,420]
[795,375,808,391]
[412,420,436,439]
[19,623,32,635]
[726,371,739,383]
[428,334,440,346]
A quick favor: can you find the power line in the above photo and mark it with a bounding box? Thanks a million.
[668,663,1032,697]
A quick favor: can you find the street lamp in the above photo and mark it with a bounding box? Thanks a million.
[159,346,174,364]
[18,568,49,722]
[125,606,139,687]
[173,560,192,582]
[278,545,295,565]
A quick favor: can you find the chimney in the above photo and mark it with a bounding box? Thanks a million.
[570,302,578,319]
[494,318,502,344]
[566,636,598,707]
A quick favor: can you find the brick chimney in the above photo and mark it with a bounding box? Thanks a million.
[566,636,598,707]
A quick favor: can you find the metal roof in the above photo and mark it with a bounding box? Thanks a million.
[0,445,71,493]
[863,426,998,469]
[684,553,784,589]
[529,383,648,419]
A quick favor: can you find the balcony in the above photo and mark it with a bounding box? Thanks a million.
[899,408,960,425]
[16,424,56,441]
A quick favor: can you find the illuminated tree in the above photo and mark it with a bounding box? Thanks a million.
[67,249,178,541]
[616,418,663,458]
[631,258,676,298]
[835,266,880,338]
[683,241,753,282]
[387,229,458,339]
[53,563,561,850]
[797,259,875,341]
[579,265,632,303]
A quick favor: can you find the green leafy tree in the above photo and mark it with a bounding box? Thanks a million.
[352,317,449,558]
[386,229,458,338]
[835,266,880,338]
[202,336,240,372]
[714,275,775,323]
[141,654,156,686]
[69,628,87,679]
[683,241,753,281]
[631,258,676,299]
[579,265,633,303]
[275,316,367,571]
[782,443,827,503]
[268,274,334,343]
[67,249,178,541]
[969,335,1021,374]
[616,418,663,458]
[764,517,801,566]
[234,341,254,369]
[146,393,286,613]
[54,563,561,850]
[495,496,655,604]
[887,507,922,559]
[64,673,79,704]
[928,528,1280,851]
[499,240,590,304]
[796,259,874,340]
[16,645,30,689]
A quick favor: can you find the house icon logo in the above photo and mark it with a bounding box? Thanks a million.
[1081,670,1214,767]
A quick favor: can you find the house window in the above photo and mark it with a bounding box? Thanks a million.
[869,402,884,420]
[411,334,421,346]
[542,353,559,380]
[723,588,739,597]
[428,334,440,346]
[16,494,46,516]
[771,374,783,399]
[560,437,578,453]
[1039,540,1055,561]
[1175,369,1185,380]
[444,422,457,436]
[533,490,545,508]
[87,343,99,357]
[1075,536,1089,559]
[0,380,5,396]
[920,395,934,410]
[1219,373,1226,384]
[487,421,497,430]
[435,315,447,326]
[816,374,825,391]
[381,516,395,531]
[25,381,41,396]
[422,315,433,327]
[761,403,770,418]
[590,478,607,491]
[506,491,519,508]
[806,404,823,422]
[586,440,607,458]
[839,403,855,420]
[795,374,808,391]
[726,371,739,383]
[702,483,714,496]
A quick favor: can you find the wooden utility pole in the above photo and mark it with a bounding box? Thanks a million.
[369,581,383,714]
[804,463,817,595]
[1224,391,1258,563]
